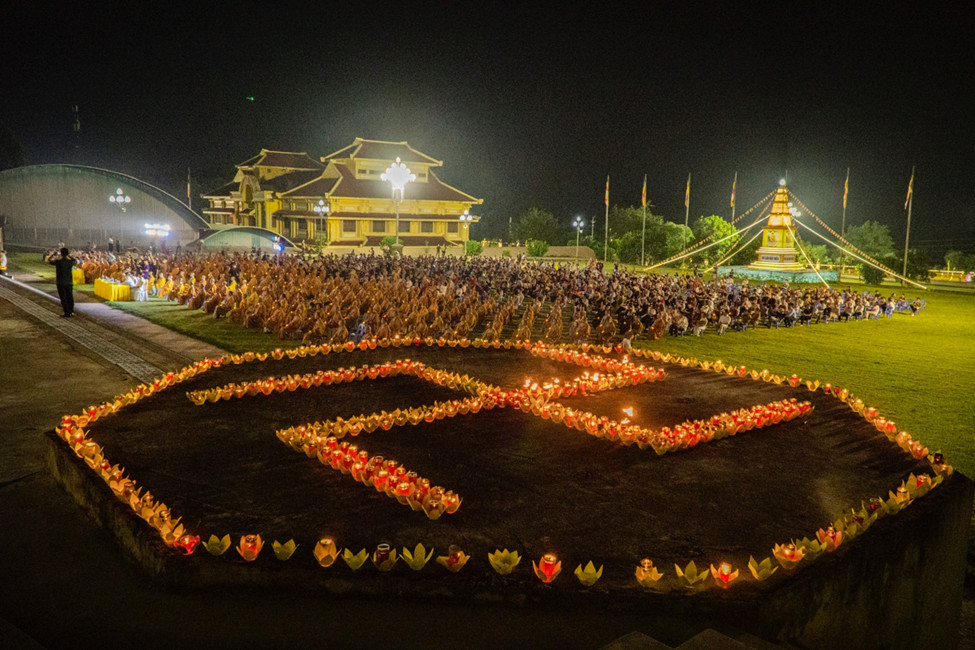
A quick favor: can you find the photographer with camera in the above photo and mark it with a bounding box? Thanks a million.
[47,247,77,317]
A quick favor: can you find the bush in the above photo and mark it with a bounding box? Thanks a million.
[379,236,398,256]
[465,240,482,257]
[501,249,511,258]
[860,263,890,286]
[525,239,549,257]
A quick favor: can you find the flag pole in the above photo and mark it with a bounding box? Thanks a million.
[730,171,737,222]
[641,173,647,266]
[902,166,915,284]
[187,167,192,211]
[683,173,691,259]
[841,167,849,237]
[604,175,610,262]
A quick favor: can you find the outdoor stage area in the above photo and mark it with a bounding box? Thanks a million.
[49,342,971,648]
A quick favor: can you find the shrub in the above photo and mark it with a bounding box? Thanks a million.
[526,239,549,257]
[465,240,483,257]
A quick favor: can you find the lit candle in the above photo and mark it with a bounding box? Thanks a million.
[375,543,390,564]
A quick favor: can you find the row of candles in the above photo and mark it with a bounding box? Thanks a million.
[56,337,952,591]
[186,359,494,408]
[56,358,227,553]
[529,396,813,455]
[274,430,463,519]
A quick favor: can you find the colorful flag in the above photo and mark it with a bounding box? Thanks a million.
[641,174,647,207]
[843,168,849,211]
[730,172,737,208]
[605,175,610,207]
[904,168,914,209]
[684,174,691,208]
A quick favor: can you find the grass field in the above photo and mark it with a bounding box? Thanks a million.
[10,252,975,475]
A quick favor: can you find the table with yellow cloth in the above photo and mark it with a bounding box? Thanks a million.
[94,278,132,301]
[72,267,86,285]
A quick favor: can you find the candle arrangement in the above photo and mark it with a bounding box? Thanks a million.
[51,337,955,594]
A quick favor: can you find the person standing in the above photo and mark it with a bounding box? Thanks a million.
[0,249,9,277]
[48,247,76,317]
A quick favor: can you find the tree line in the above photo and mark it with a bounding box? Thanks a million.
[507,205,932,281]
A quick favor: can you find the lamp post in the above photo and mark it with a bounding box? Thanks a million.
[109,187,131,250]
[459,209,473,253]
[313,199,330,242]
[381,157,415,247]
[573,215,585,261]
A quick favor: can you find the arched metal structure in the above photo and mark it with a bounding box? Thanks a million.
[0,164,209,249]
[196,226,296,251]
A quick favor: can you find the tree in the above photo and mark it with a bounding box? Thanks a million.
[690,215,738,264]
[945,250,965,271]
[662,222,694,260]
[465,240,482,256]
[513,207,563,244]
[802,244,831,266]
[904,248,931,282]
[844,221,894,261]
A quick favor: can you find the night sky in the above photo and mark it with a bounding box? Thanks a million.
[3,2,973,255]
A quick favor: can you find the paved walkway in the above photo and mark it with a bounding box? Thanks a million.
[0,273,225,380]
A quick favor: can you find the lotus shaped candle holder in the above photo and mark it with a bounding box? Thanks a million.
[533,553,562,583]
[313,538,339,567]
[574,561,604,587]
[747,556,778,580]
[237,534,263,562]
[401,543,434,571]
[437,545,470,572]
[203,534,231,556]
[272,539,298,561]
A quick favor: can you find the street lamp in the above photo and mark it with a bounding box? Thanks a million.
[109,187,131,250]
[313,199,330,242]
[381,157,415,246]
[459,209,473,249]
[573,215,585,260]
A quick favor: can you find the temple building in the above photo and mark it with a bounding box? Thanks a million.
[748,181,807,272]
[202,138,482,248]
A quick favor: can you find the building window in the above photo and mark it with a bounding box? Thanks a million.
[447,222,458,233]
[399,221,410,233]
[420,221,434,234]
[343,220,356,234]
[373,221,386,233]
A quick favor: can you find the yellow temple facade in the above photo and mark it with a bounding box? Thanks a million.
[748,182,807,272]
[202,138,482,247]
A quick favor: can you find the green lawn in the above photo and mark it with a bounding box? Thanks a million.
[10,252,975,474]
[643,290,975,476]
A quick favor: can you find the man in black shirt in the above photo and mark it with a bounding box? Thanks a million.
[47,247,76,317]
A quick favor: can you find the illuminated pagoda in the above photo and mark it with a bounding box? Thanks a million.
[748,180,806,272]
[202,138,482,248]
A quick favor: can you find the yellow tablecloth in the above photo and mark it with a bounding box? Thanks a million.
[72,267,85,285]
[94,278,132,301]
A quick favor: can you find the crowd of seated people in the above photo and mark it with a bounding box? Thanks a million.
[58,247,923,344]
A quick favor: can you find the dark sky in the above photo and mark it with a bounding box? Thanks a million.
[3,1,973,254]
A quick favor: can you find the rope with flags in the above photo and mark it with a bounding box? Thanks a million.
[791,218,927,290]
[787,192,902,277]
[644,190,775,271]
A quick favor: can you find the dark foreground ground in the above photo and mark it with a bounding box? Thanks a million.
[2,275,973,649]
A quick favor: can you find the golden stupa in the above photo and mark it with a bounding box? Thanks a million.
[748,181,807,272]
